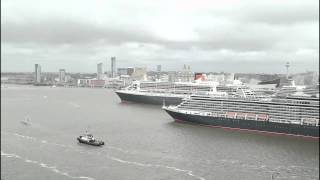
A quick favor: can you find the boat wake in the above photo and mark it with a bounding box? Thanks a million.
[3,131,319,180]
[101,155,205,180]
[5,131,318,180]
[1,151,95,180]
[13,133,37,140]
[69,102,81,108]
[217,159,319,180]
[2,131,206,180]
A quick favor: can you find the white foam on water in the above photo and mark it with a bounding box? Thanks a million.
[13,133,37,141]
[68,102,81,108]
[70,146,206,180]
[4,131,207,180]
[78,176,95,180]
[217,159,319,180]
[25,159,39,164]
[1,151,21,158]
[219,158,319,172]
[106,145,132,154]
[1,150,95,180]
[159,165,205,180]
[2,131,70,148]
[104,154,206,180]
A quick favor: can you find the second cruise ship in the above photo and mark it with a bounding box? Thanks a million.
[115,78,255,105]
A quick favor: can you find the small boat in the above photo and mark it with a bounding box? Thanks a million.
[77,132,104,146]
[20,117,31,126]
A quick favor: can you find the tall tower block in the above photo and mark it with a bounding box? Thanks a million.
[97,63,103,80]
[35,64,41,83]
[111,57,116,78]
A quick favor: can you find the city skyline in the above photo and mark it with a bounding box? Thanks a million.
[4,62,317,75]
[1,0,319,73]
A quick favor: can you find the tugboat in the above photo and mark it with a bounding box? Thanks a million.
[77,131,104,146]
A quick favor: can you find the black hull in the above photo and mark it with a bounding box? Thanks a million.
[115,91,183,105]
[77,137,104,146]
[164,109,320,138]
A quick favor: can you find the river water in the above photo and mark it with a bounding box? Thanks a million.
[1,85,319,180]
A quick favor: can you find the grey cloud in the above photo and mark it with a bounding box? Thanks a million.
[243,1,318,25]
[208,0,319,25]
[1,19,159,45]
[1,18,194,51]
[2,14,318,53]
[1,0,318,73]
[194,21,318,52]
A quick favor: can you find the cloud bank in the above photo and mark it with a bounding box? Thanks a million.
[1,0,319,73]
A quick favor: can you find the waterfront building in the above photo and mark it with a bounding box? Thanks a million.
[156,65,162,80]
[77,79,90,87]
[127,67,135,76]
[225,73,235,83]
[59,69,66,82]
[117,68,128,76]
[180,65,193,82]
[131,67,147,81]
[168,71,178,82]
[105,78,126,89]
[157,65,162,72]
[160,74,169,82]
[77,78,106,88]
[89,79,106,88]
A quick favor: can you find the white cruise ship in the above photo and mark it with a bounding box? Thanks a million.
[115,80,256,105]
[163,89,319,138]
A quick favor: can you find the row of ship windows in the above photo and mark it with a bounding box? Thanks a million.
[187,99,319,106]
[180,104,318,112]
[273,100,316,105]
[182,102,318,110]
[183,99,319,105]
[178,107,317,119]
[182,111,304,119]
[189,98,319,106]
[180,103,318,112]
[224,115,304,125]
[141,87,210,90]
[180,111,317,125]
[141,86,212,89]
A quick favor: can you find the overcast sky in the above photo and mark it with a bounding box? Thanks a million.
[1,0,319,73]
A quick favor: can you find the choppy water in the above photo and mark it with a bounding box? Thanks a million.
[1,85,319,180]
